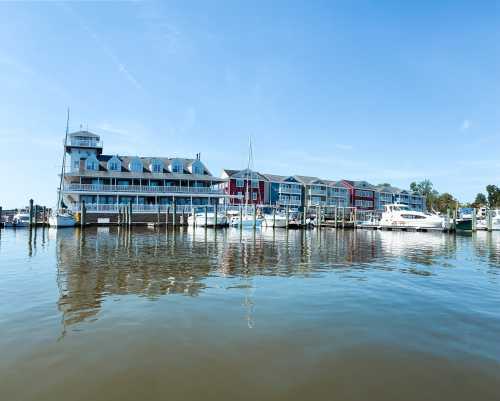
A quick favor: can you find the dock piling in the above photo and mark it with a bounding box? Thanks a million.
[29,199,34,227]
[487,209,493,231]
[81,201,86,227]
[173,200,177,227]
[128,201,132,226]
[285,205,289,229]
[472,209,477,232]
[253,204,257,229]
[214,202,218,227]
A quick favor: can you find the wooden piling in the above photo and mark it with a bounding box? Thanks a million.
[128,201,132,226]
[0,206,2,226]
[173,200,177,227]
[204,205,208,227]
[214,202,218,227]
[253,204,257,229]
[117,206,122,225]
[472,208,477,232]
[272,206,276,228]
[29,199,34,227]
[285,205,289,229]
[487,209,493,232]
[81,201,86,227]
[342,207,345,229]
[42,206,47,225]
[239,204,243,230]
[157,204,161,226]
[334,206,338,229]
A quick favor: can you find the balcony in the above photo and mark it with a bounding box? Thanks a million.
[69,139,103,148]
[309,188,326,196]
[69,203,194,213]
[279,186,302,195]
[278,198,302,206]
[63,183,225,195]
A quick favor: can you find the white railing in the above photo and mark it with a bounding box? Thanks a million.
[309,189,326,195]
[64,183,224,195]
[70,204,196,213]
[278,187,302,195]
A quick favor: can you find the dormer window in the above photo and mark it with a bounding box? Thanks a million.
[107,156,121,172]
[129,158,143,173]
[85,155,99,171]
[150,159,164,173]
[190,160,204,175]
[170,159,184,173]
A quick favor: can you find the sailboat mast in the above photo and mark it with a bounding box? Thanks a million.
[57,109,70,210]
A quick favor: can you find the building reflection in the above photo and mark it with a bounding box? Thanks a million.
[52,227,474,332]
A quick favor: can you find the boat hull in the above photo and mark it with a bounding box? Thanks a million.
[188,214,227,227]
[262,216,288,228]
[455,219,472,231]
[49,215,76,228]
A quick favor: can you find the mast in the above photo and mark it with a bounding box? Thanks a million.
[56,109,70,210]
[245,136,253,207]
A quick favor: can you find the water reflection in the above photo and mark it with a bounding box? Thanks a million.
[48,226,500,332]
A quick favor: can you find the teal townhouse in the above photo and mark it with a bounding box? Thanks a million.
[375,184,426,212]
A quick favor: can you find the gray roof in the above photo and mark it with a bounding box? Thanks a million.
[96,155,213,176]
[293,175,323,185]
[69,130,100,139]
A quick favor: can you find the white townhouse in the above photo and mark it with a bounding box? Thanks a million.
[61,130,227,215]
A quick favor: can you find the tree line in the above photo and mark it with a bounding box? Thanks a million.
[408,180,500,212]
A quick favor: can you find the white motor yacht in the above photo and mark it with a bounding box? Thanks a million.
[379,204,444,229]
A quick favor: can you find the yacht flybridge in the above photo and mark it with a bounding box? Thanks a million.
[379,204,444,229]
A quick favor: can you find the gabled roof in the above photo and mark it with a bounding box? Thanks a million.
[262,173,300,183]
[293,175,322,185]
[341,179,376,190]
[375,184,401,194]
[96,155,212,175]
[221,168,268,181]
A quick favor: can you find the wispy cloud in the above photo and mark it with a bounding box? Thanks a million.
[61,3,143,91]
[460,119,471,131]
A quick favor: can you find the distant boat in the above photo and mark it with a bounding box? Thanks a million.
[4,212,30,228]
[49,109,76,228]
[379,204,444,229]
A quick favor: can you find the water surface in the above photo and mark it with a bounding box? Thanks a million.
[1,227,499,401]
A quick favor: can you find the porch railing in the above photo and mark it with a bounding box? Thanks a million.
[63,183,224,195]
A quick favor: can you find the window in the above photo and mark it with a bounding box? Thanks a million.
[252,192,257,200]
[85,156,99,171]
[107,156,121,171]
[129,158,143,173]
[150,159,163,173]
[170,159,184,173]
[236,179,244,188]
[190,160,204,175]
[252,180,259,188]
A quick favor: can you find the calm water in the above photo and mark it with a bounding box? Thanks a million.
[1,226,499,401]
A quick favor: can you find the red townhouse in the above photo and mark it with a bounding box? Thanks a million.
[221,169,268,205]
[340,180,376,210]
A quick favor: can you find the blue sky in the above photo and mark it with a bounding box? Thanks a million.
[0,0,499,208]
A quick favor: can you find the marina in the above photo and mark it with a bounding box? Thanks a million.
[1,226,499,401]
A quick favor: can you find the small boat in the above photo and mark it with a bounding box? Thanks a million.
[48,212,76,228]
[188,212,228,227]
[379,204,444,229]
[477,209,500,231]
[49,109,76,229]
[262,213,288,228]
[4,212,30,228]
[455,218,472,231]
[230,213,263,227]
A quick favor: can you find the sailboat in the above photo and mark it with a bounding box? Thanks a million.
[230,137,263,228]
[49,110,76,228]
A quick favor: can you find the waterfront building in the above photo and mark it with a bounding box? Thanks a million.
[294,176,349,208]
[263,174,303,209]
[220,169,268,205]
[375,184,426,212]
[340,180,376,210]
[62,130,227,216]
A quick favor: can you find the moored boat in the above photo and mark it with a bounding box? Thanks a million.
[379,204,444,229]
[48,212,76,228]
[188,212,228,227]
[3,212,30,228]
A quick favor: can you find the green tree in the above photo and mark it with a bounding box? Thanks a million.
[472,193,487,207]
[410,179,438,210]
[434,193,457,213]
[486,185,500,207]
